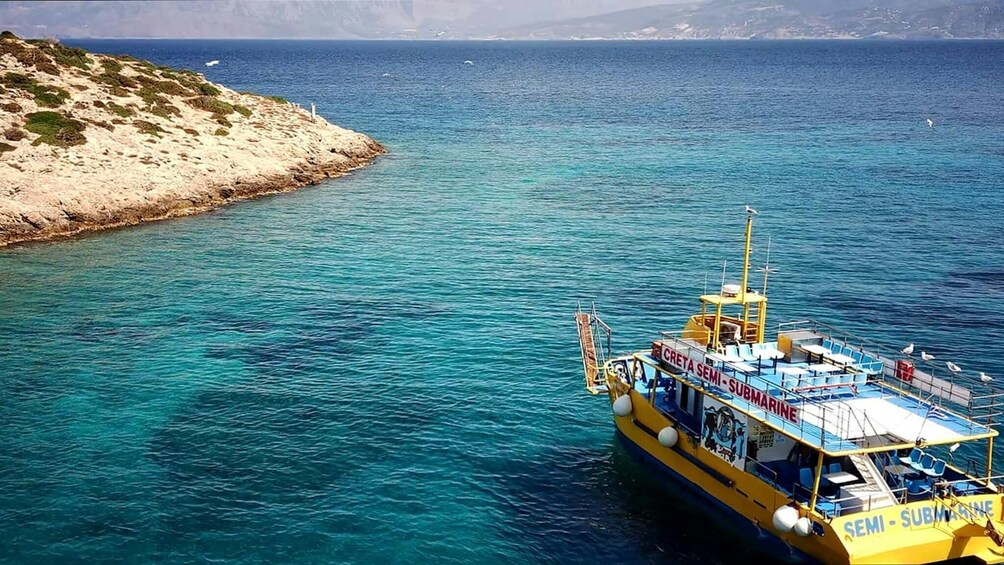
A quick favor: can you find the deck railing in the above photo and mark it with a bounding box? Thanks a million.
[644,327,997,452]
[774,319,1004,430]
[650,331,874,450]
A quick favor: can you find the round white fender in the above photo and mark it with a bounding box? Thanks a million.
[793,517,813,537]
[612,394,633,417]
[772,506,799,533]
[657,426,678,448]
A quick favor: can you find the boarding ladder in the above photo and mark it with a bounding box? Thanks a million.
[576,303,611,394]
[744,312,759,343]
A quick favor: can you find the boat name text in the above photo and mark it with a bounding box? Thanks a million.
[651,341,800,424]
[841,500,994,538]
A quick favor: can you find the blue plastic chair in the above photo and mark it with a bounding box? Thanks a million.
[828,462,842,475]
[822,338,833,351]
[913,453,935,473]
[815,499,842,518]
[799,467,814,488]
[724,345,741,362]
[925,459,946,478]
[952,481,980,496]
[900,447,923,467]
[907,478,933,498]
[738,344,756,362]
[852,351,863,363]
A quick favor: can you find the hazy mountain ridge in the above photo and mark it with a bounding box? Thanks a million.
[0,0,672,39]
[495,0,1004,39]
[1,0,1001,39]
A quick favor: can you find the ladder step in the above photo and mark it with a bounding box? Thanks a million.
[576,312,603,392]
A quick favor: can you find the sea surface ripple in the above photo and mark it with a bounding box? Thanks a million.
[1,40,1003,564]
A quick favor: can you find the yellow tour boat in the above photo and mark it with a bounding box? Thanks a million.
[575,209,1004,564]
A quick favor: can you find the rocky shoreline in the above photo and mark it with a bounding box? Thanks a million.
[0,33,384,247]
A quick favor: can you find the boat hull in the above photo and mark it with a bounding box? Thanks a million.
[611,390,1004,565]
[615,426,817,564]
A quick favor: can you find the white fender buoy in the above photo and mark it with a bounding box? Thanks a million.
[658,426,678,448]
[794,517,812,537]
[772,506,799,533]
[612,394,633,417]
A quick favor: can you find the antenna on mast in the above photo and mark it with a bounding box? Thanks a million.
[756,235,778,296]
[720,260,728,295]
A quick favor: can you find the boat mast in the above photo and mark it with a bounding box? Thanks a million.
[740,209,755,341]
[740,211,754,301]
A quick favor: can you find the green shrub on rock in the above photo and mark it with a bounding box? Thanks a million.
[24,111,87,147]
[133,119,166,137]
[199,83,222,96]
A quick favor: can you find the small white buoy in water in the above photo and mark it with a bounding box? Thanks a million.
[658,426,678,448]
[772,506,799,533]
[612,394,632,417]
[794,517,813,537]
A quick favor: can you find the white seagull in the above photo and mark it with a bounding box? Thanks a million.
[745,205,758,215]
[927,118,934,128]
[901,343,914,356]
[920,351,935,361]
[205,60,220,67]
[980,371,993,383]
[463,60,474,65]
[436,31,446,37]
[946,361,962,374]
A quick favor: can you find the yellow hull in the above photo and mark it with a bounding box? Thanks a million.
[616,389,1004,565]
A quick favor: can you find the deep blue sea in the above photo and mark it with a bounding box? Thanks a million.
[2,40,1003,563]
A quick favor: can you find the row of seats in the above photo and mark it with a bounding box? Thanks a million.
[900,448,946,478]
[782,370,868,390]
[822,338,883,375]
[721,342,785,363]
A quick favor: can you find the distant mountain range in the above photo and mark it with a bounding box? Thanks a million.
[498,0,1004,39]
[1,0,1002,39]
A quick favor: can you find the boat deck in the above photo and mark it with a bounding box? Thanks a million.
[635,349,993,454]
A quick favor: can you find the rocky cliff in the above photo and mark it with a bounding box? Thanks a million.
[0,32,384,246]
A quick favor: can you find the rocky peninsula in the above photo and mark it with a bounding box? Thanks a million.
[0,32,384,246]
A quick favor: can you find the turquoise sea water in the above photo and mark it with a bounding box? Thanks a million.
[2,40,1003,563]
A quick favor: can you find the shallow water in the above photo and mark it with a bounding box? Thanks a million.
[1,40,1003,563]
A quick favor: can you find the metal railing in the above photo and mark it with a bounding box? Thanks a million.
[648,330,894,452]
[775,319,1004,429]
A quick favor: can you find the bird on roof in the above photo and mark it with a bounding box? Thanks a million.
[927,118,934,128]
[946,361,962,374]
[745,205,758,215]
[980,372,993,383]
[901,343,914,356]
[920,351,935,361]
[205,60,220,67]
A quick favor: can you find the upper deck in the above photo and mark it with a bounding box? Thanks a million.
[640,320,1000,456]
